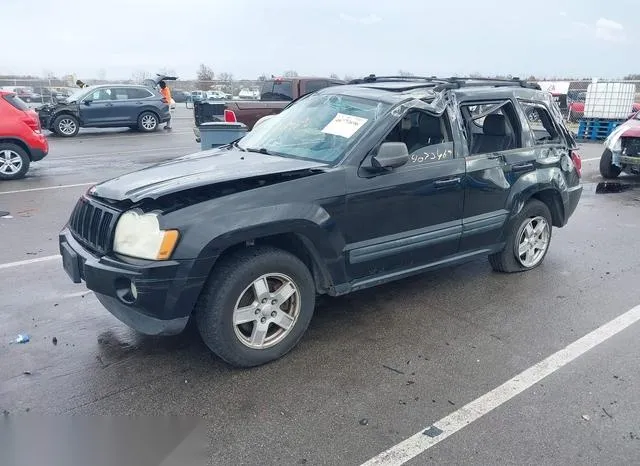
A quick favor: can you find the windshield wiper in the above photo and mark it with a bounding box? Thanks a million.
[245,147,273,155]
[232,141,246,151]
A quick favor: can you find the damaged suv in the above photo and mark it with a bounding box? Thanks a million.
[59,76,583,367]
[600,111,640,178]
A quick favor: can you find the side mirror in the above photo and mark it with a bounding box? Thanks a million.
[371,142,409,170]
[83,99,92,105]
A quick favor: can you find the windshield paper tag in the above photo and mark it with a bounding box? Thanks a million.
[321,113,368,138]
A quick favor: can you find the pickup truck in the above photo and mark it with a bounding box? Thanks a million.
[194,77,344,133]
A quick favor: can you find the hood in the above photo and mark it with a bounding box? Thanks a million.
[604,119,640,150]
[91,148,328,202]
[38,100,72,112]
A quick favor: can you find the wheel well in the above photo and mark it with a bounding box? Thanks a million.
[530,189,564,227]
[213,233,332,294]
[0,138,31,159]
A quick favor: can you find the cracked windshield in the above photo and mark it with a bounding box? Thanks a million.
[238,94,390,162]
[2,0,639,465]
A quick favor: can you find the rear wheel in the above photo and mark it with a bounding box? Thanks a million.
[489,199,553,273]
[52,115,79,137]
[195,246,315,368]
[599,148,622,179]
[0,143,30,180]
[137,112,159,132]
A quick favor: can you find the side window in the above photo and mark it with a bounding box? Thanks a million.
[304,80,328,95]
[383,110,454,165]
[88,88,113,101]
[519,101,561,144]
[113,88,130,100]
[125,87,153,100]
[459,100,523,155]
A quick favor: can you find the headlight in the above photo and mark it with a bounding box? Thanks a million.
[612,137,622,151]
[113,210,179,260]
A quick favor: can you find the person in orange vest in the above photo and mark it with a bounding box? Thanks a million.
[158,80,173,130]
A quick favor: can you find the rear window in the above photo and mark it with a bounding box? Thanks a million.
[3,93,29,111]
[260,80,293,101]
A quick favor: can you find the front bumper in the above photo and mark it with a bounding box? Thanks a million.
[619,155,640,166]
[59,227,209,335]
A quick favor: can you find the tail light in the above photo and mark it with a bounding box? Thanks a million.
[22,112,41,134]
[571,150,582,177]
[224,109,237,123]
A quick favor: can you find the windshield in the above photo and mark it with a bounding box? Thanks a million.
[237,93,390,163]
[64,87,92,102]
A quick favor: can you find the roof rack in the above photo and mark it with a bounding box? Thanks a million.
[348,74,449,85]
[349,74,541,91]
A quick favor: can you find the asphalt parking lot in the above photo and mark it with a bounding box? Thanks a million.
[1,109,639,465]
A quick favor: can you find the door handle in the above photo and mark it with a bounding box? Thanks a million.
[434,177,461,187]
[105,103,114,107]
[512,163,534,172]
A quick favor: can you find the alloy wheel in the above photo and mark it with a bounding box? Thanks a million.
[232,273,301,349]
[141,114,157,130]
[58,118,77,135]
[515,216,550,268]
[0,149,23,175]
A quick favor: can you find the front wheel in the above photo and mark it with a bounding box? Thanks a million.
[599,148,622,179]
[52,115,79,137]
[0,143,30,180]
[137,111,159,132]
[195,246,316,368]
[489,199,553,273]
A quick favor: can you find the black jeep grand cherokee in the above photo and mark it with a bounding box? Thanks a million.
[59,76,583,367]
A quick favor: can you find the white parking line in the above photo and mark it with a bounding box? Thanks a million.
[54,145,196,160]
[361,304,640,466]
[581,157,600,163]
[0,254,60,269]
[0,183,95,195]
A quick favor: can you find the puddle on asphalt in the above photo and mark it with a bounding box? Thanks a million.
[596,181,637,194]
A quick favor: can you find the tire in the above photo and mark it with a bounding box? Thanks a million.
[52,114,80,137]
[599,148,622,179]
[137,111,159,132]
[0,143,30,180]
[195,246,316,368]
[489,199,553,273]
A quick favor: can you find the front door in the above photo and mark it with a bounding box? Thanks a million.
[79,87,117,125]
[344,109,465,281]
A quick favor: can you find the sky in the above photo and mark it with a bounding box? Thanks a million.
[1,0,636,80]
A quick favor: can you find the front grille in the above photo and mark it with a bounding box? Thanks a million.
[68,197,119,254]
[622,137,640,157]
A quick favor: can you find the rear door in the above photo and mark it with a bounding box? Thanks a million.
[123,87,156,124]
[456,98,537,252]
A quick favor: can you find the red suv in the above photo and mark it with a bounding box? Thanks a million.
[0,90,49,180]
